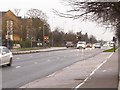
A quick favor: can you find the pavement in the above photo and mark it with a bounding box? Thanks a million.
[20,48,119,89]
[79,49,118,89]
[118,48,120,90]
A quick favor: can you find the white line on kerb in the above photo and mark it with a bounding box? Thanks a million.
[73,53,114,90]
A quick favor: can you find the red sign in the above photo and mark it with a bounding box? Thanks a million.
[44,36,49,41]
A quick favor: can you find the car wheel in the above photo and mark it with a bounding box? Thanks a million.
[7,58,12,66]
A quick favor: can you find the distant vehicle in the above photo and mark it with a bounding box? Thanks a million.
[103,43,108,47]
[86,43,92,48]
[66,42,74,48]
[93,43,101,48]
[109,41,114,47]
[0,46,13,66]
[76,41,86,49]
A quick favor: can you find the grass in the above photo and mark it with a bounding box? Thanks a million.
[103,48,117,52]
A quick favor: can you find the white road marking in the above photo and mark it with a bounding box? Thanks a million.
[47,72,56,77]
[30,56,33,57]
[102,70,107,72]
[108,69,112,71]
[34,62,38,64]
[48,59,51,62]
[63,66,70,70]
[16,66,21,68]
[74,53,114,90]
[16,58,20,59]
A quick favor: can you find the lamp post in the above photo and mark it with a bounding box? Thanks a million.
[43,23,45,47]
[6,20,13,49]
[52,31,54,47]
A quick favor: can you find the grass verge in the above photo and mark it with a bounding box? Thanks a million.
[103,48,117,52]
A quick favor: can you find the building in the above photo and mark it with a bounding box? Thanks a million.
[1,10,21,47]
[1,10,51,48]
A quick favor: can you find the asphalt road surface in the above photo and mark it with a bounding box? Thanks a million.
[2,47,107,88]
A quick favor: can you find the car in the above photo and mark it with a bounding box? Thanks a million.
[66,41,74,48]
[86,43,92,48]
[76,41,86,49]
[0,46,13,66]
[93,43,101,48]
[109,41,114,47]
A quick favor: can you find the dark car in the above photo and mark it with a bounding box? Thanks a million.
[86,43,92,48]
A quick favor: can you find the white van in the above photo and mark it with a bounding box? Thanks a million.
[76,41,86,49]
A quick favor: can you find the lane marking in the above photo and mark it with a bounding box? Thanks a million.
[34,62,38,64]
[73,52,114,90]
[48,59,51,62]
[63,66,70,70]
[16,58,20,59]
[30,56,33,57]
[16,66,21,68]
[102,70,107,72]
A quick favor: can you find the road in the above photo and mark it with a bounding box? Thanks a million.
[2,47,108,88]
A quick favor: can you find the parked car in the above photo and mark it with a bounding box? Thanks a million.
[0,46,13,66]
[66,42,74,48]
[93,43,101,48]
[76,41,86,49]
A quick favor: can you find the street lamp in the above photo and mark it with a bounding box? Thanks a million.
[6,20,13,49]
[43,23,45,47]
[52,31,54,47]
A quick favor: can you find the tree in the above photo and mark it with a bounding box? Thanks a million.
[25,9,50,46]
[26,8,47,21]
[54,1,120,43]
[89,35,97,44]
[64,31,76,43]
[52,27,65,46]
[13,8,21,16]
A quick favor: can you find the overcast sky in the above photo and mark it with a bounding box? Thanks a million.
[1,0,114,41]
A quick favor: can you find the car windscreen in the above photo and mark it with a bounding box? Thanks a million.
[78,42,85,44]
[96,43,100,45]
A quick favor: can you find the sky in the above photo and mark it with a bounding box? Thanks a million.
[0,0,114,41]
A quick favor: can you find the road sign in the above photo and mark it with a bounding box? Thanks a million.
[44,36,49,41]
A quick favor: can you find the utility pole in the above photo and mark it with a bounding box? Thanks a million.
[52,31,54,47]
[43,23,45,47]
[6,20,13,49]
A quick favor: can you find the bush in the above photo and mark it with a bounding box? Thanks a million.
[20,40,31,48]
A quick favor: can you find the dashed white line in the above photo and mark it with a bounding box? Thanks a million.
[16,66,21,68]
[102,70,107,72]
[47,59,51,62]
[34,62,38,64]
[16,58,20,59]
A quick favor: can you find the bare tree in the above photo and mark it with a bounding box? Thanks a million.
[26,8,47,21]
[54,1,120,42]
[13,8,21,16]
